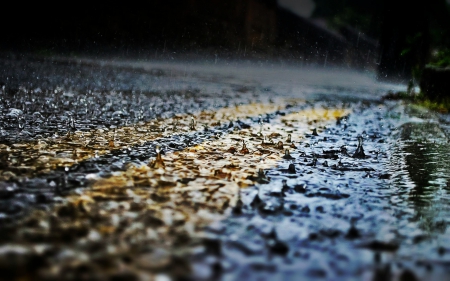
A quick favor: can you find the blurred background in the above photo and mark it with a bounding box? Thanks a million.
[1,0,450,82]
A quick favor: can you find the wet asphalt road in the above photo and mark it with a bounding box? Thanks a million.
[0,55,449,281]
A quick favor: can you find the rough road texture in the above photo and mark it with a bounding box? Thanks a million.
[0,55,449,281]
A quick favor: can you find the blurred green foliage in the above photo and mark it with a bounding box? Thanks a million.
[429,49,450,67]
[387,90,450,113]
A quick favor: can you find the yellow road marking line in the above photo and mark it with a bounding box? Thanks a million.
[7,104,350,279]
[0,101,289,181]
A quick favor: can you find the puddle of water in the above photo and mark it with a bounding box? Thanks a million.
[2,57,450,280]
[390,122,450,235]
[191,103,450,281]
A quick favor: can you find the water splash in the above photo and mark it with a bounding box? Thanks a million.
[17,116,25,129]
[276,141,284,150]
[312,128,319,136]
[286,133,292,143]
[190,117,196,130]
[240,140,249,154]
[352,135,365,158]
[149,145,165,168]
[283,149,294,160]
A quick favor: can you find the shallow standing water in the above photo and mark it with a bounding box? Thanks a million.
[0,56,449,281]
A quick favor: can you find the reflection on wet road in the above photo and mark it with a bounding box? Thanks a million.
[0,56,449,281]
[391,120,450,242]
[193,103,450,281]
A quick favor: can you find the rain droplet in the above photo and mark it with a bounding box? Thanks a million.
[261,135,266,145]
[283,149,294,160]
[276,141,284,150]
[240,140,249,154]
[70,118,76,131]
[374,149,380,159]
[190,117,196,130]
[227,146,237,154]
[294,184,306,193]
[149,145,165,168]
[352,135,366,158]
[286,134,292,143]
[250,193,264,208]
[362,130,368,138]
[282,179,289,193]
[312,153,317,166]
[172,121,179,131]
[340,145,349,156]
[232,190,243,215]
[287,163,296,173]
[258,115,263,135]
[17,116,25,129]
